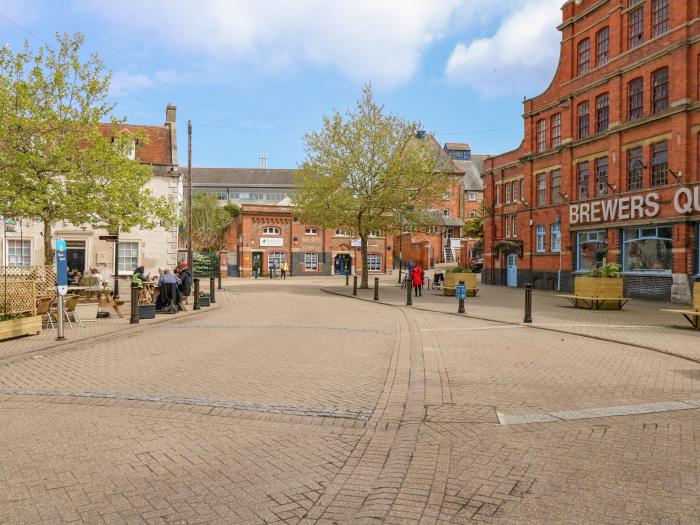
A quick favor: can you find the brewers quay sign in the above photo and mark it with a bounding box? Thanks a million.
[570,187,700,225]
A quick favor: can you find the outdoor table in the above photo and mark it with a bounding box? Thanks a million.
[73,288,124,318]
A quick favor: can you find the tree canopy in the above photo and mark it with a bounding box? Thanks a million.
[294,84,452,287]
[0,33,176,263]
[189,193,239,252]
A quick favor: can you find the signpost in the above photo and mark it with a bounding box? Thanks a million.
[456,281,466,314]
[55,240,68,341]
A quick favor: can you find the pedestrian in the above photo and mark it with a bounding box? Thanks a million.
[281,261,288,280]
[270,260,278,279]
[412,264,424,297]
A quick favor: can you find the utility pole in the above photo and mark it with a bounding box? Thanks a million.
[187,120,193,270]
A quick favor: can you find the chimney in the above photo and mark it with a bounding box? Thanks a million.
[259,153,268,169]
[165,103,176,124]
[416,130,426,140]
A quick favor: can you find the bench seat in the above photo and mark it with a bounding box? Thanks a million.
[556,294,629,310]
[661,282,700,329]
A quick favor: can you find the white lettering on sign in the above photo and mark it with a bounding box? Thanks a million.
[569,192,661,225]
[674,187,700,214]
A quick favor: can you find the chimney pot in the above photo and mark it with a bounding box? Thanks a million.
[166,104,176,124]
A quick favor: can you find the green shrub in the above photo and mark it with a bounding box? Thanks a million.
[447,267,473,273]
[591,263,621,278]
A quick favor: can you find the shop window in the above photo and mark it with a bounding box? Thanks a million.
[651,141,668,186]
[367,253,382,272]
[304,252,318,271]
[550,170,561,205]
[6,239,31,266]
[536,119,547,152]
[652,0,669,36]
[652,67,669,114]
[577,162,589,200]
[577,38,590,75]
[537,174,547,207]
[550,224,561,253]
[623,226,672,273]
[627,147,644,191]
[535,225,546,253]
[118,242,139,273]
[262,226,280,235]
[576,231,608,271]
[551,114,561,148]
[596,27,609,66]
[628,78,644,121]
[629,5,644,49]
[596,93,609,133]
[267,252,286,270]
[577,101,590,139]
[305,227,318,235]
[595,157,609,197]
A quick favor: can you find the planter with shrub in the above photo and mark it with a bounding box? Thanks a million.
[444,268,478,297]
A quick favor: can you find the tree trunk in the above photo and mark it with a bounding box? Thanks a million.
[360,233,369,289]
[43,221,54,266]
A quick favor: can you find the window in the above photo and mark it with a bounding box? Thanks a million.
[576,231,608,271]
[511,215,518,238]
[551,223,561,253]
[551,170,561,205]
[505,216,511,238]
[652,67,669,114]
[627,147,644,190]
[577,162,589,200]
[596,93,609,133]
[629,5,644,49]
[265,193,287,202]
[595,157,609,197]
[505,183,511,204]
[536,225,546,253]
[126,140,136,160]
[551,114,561,148]
[367,253,382,272]
[267,252,286,270]
[118,242,138,273]
[577,38,590,75]
[468,211,477,218]
[6,239,31,266]
[623,226,672,273]
[218,191,228,201]
[305,227,318,235]
[596,27,609,66]
[628,78,644,120]
[442,209,450,217]
[304,252,318,271]
[442,191,450,200]
[496,185,502,206]
[262,226,280,235]
[536,119,547,152]
[652,0,669,36]
[468,191,477,201]
[651,141,668,186]
[425,226,439,234]
[577,101,590,139]
[537,173,547,207]
[335,229,351,237]
[520,179,525,203]
[512,181,518,202]
[229,192,240,200]
[368,231,381,238]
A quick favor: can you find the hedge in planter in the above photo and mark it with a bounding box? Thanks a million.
[0,314,42,342]
[574,263,624,309]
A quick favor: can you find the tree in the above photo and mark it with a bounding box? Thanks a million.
[190,193,239,251]
[295,84,452,288]
[0,33,176,264]
[462,204,485,239]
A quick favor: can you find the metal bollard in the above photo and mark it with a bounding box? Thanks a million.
[130,282,140,324]
[406,276,413,306]
[210,276,216,304]
[353,275,358,296]
[398,267,402,284]
[56,295,65,341]
[458,280,465,314]
[193,277,201,310]
[374,277,379,301]
[346,273,349,286]
[523,284,533,324]
[218,271,222,290]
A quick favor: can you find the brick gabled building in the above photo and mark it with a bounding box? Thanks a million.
[482,0,700,301]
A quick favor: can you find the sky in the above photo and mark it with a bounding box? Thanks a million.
[1,0,564,169]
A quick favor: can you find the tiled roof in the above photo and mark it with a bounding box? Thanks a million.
[454,155,488,191]
[190,168,298,188]
[100,123,174,167]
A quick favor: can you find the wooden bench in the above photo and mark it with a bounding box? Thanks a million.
[661,282,700,329]
[557,295,629,310]
[557,276,629,310]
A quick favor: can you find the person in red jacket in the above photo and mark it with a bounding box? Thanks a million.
[412,264,424,297]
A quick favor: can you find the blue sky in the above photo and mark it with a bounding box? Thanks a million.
[1,0,563,169]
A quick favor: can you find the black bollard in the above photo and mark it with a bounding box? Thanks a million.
[353,275,358,296]
[523,284,533,324]
[346,273,349,286]
[130,282,140,324]
[374,277,379,301]
[458,280,465,314]
[193,277,201,310]
[406,276,413,306]
[218,271,222,290]
[398,266,402,284]
[210,276,216,304]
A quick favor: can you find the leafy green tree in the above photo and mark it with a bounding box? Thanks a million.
[295,84,451,288]
[462,204,485,239]
[190,193,239,251]
[0,33,176,264]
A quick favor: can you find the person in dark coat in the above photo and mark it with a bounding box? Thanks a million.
[177,262,192,297]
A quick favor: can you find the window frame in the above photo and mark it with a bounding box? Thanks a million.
[467,191,477,201]
[622,226,673,274]
[262,226,281,236]
[267,252,286,270]
[536,173,547,207]
[535,225,546,253]
[577,37,591,75]
[304,227,319,235]
[576,230,608,272]
[505,183,511,204]
[652,0,669,37]
[650,141,668,187]
[536,119,547,153]
[577,101,590,139]
[628,5,645,49]
[595,157,609,197]
[596,92,609,133]
[551,113,561,148]
[550,223,561,253]
[118,241,139,275]
[550,169,561,205]
[6,239,32,266]
[627,147,644,191]
[628,77,644,121]
[334,229,351,237]
[577,162,590,200]
[596,27,609,66]
[304,252,319,271]
[367,253,382,272]
[652,67,669,114]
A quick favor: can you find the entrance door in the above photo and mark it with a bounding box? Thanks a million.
[506,253,518,287]
[66,240,86,274]
[252,252,263,276]
[334,254,351,275]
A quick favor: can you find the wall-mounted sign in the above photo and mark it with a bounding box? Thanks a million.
[259,237,284,247]
[569,187,700,225]
[351,239,362,248]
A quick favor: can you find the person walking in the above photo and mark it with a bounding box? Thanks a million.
[270,260,278,279]
[281,261,288,280]
[412,264,424,297]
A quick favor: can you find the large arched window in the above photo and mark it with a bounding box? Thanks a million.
[576,231,608,271]
[623,226,672,273]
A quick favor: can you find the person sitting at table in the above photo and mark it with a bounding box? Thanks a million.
[158,268,181,286]
[176,262,192,298]
[89,268,103,288]
[132,266,148,289]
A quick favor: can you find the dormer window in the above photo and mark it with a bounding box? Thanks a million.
[126,140,136,160]
[262,226,280,235]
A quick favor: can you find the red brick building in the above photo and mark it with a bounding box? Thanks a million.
[482,0,700,302]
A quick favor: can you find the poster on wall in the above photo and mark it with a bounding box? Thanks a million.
[259,237,284,247]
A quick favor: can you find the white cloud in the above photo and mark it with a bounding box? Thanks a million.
[445,0,562,97]
[110,71,154,97]
[79,0,467,89]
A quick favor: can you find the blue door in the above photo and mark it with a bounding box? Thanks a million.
[506,254,518,287]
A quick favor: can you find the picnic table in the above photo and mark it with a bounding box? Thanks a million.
[70,286,124,318]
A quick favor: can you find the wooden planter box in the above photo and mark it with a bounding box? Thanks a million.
[0,315,42,341]
[444,272,478,296]
[574,276,624,309]
[75,302,99,322]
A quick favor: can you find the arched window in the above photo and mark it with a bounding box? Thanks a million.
[262,226,280,235]
[623,226,672,273]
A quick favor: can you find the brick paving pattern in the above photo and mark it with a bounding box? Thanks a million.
[0,277,698,523]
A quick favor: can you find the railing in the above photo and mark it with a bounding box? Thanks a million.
[0,266,56,316]
[0,265,57,297]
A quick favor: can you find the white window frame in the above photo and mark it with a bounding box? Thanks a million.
[6,239,31,266]
[367,253,382,272]
[551,223,561,253]
[267,252,286,270]
[368,231,381,238]
[305,227,319,235]
[505,216,511,238]
[118,241,139,274]
[442,209,449,217]
[262,226,281,235]
[304,252,318,271]
[126,140,136,160]
[468,192,477,201]
[512,215,518,238]
[535,225,546,253]
[335,229,351,237]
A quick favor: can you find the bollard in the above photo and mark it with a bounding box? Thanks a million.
[218,271,222,290]
[130,282,140,324]
[374,277,379,301]
[523,284,533,324]
[398,267,402,284]
[193,277,201,310]
[56,295,66,341]
[353,275,358,296]
[406,276,413,306]
[210,276,216,304]
[346,273,349,286]
[458,280,465,314]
